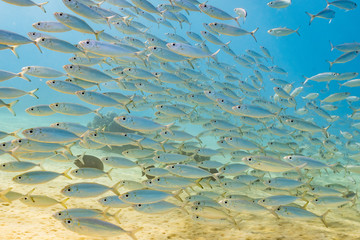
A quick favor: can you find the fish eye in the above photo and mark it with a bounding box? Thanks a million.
[157,156,160,159]
[32,33,35,35]
[75,170,78,173]
[29,130,33,133]
[67,188,71,191]
[122,117,126,120]
[195,207,198,210]
[229,138,232,140]
[138,204,142,207]
[277,207,281,211]
[24,197,28,200]
[94,133,97,137]
[262,199,265,202]
[214,23,217,26]
[59,13,63,16]
[290,120,294,123]
[172,43,176,46]
[125,194,129,197]
[52,80,55,83]
[18,176,22,179]
[2,164,5,167]
[67,220,71,224]
[268,180,271,183]
[86,41,90,44]
[69,66,73,69]
[204,4,207,7]
[248,158,252,161]
[223,167,226,170]
[171,166,175,168]
[195,216,199,219]
[312,187,315,190]
[56,123,60,126]
[58,213,62,215]
[224,200,228,204]
[55,104,59,107]
[157,178,160,181]
[315,199,318,202]
[288,156,292,160]
[37,23,41,25]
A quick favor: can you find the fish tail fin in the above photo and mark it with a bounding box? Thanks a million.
[59,198,69,209]
[323,124,332,138]
[320,210,330,228]
[234,16,240,26]
[326,60,334,70]
[106,168,114,181]
[28,88,39,99]
[37,1,48,13]
[111,181,122,195]
[6,100,19,116]
[195,178,204,189]
[0,188,12,202]
[160,139,168,152]
[126,227,143,240]
[64,142,76,156]
[94,107,103,118]
[113,209,122,224]
[329,40,334,51]
[10,46,19,58]
[94,30,104,40]
[210,49,221,61]
[17,71,31,82]
[325,0,330,8]
[33,40,42,53]
[9,128,21,138]
[302,75,309,85]
[6,148,20,162]
[305,12,315,25]
[62,168,72,180]
[295,26,300,36]
[250,27,259,42]
[173,189,183,202]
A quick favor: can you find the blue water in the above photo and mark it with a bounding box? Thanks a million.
[1,0,360,239]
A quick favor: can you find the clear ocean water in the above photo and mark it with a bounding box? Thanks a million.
[1,0,360,239]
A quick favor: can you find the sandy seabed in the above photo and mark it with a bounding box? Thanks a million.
[1,118,360,240]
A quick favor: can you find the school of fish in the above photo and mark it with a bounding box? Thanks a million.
[0,0,360,239]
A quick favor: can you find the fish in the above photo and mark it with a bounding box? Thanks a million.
[119,189,181,204]
[1,0,48,12]
[208,22,259,42]
[58,217,140,239]
[54,12,103,40]
[61,182,121,198]
[0,29,42,52]
[199,3,240,26]
[274,206,329,227]
[326,0,357,10]
[327,51,359,69]
[305,8,336,25]
[13,168,72,184]
[268,27,300,37]
[0,87,38,99]
[267,0,291,8]
[32,21,71,32]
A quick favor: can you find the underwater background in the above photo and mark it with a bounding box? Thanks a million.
[0,0,360,239]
